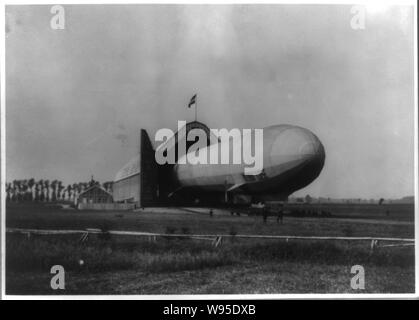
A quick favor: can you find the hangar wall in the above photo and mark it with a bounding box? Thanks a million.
[139,129,159,206]
[113,129,158,206]
[113,154,140,203]
[113,173,140,203]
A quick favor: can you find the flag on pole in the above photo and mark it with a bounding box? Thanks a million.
[188,94,197,108]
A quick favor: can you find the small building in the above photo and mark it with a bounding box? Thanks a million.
[77,185,113,209]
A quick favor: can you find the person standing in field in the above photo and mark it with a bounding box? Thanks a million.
[276,206,284,224]
[262,204,268,224]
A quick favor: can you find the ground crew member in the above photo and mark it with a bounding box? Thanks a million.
[262,205,268,224]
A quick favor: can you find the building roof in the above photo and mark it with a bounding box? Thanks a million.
[78,185,113,198]
[113,121,218,183]
[114,154,140,182]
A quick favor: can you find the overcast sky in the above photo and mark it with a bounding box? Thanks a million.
[6,4,415,199]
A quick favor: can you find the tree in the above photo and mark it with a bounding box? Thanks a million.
[28,178,35,201]
[51,180,58,202]
[57,181,64,201]
[39,180,44,201]
[14,180,22,202]
[65,185,72,201]
[72,183,79,201]
[5,183,12,202]
[22,183,29,202]
[12,180,18,202]
[44,180,50,202]
[34,182,40,202]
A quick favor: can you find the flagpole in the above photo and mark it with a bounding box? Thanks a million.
[195,99,197,122]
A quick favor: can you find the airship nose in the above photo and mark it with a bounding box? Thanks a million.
[266,126,325,177]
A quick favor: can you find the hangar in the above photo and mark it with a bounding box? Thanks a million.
[113,122,216,207]
[113,129,159,207]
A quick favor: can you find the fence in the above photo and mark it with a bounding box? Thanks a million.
[77,203,135,210]
[6,227,414,251]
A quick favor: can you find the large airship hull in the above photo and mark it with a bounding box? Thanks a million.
[172,124,325,202]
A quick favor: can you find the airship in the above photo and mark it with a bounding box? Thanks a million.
[113,121,325,207]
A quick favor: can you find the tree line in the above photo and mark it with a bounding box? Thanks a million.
[5,179,114,203]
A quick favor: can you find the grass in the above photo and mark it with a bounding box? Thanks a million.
[5,203,415,295]
[6,203,415,238]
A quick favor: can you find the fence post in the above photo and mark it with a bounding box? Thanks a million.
[79,232,89,243]
[213,236,223,248]
[370,239,378,253]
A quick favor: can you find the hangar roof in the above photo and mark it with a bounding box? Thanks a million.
[113,121,216,183]
[114,154,140,182]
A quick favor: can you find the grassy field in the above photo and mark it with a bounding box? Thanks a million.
[283,202,414,221]
[5,203,415,295]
